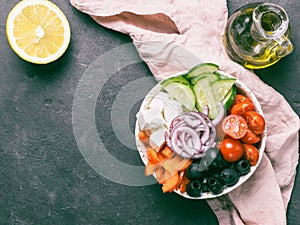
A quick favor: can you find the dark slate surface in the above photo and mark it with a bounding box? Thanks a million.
[0,0,299,224]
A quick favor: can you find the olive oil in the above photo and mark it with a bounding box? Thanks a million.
[224,3,293,69]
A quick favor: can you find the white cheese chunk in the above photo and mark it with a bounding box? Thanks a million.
[149,127,167,150]
[163,98,183,127]
[147,91,171,112]
[136,108,164,131]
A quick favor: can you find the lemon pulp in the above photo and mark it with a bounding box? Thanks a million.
[6,0,71,64]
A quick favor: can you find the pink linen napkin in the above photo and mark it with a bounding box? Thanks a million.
[70,0,300,224]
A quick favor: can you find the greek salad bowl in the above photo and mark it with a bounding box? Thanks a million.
[135,63,267,199]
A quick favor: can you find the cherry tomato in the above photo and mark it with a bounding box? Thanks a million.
[243,144,259,166]
[233,94,253,105]
[220,138,244,162]
[244,111,265,135]
[230,102,255,116]
[222,115,248,139]
[241,129,261,144]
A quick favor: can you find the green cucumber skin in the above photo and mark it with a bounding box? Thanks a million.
[186,63,219,79]
[223,86,237,111]
[163,82,196,111]
[193,77,236,119]
[161,75,190,87]
[191,73,219,85]
[211,78,236,102]
[160,63,237,119]
[193,78,219,118]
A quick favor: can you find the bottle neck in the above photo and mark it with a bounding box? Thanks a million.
[250,3,289,42]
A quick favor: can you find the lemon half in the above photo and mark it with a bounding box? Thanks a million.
[6,0,71,64]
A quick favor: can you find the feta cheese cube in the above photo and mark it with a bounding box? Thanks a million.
[163,98,183,127]
[136,108,164,131]
[147,91,171,112]
[149,127,167,150]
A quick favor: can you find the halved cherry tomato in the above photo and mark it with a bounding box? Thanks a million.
[230,102,255,116]
[243,144,259,166]
[222,115,248,139]
[241,129,261,144]
[219,137,244,162]
[233,94,253,105]
[243,111,265,135]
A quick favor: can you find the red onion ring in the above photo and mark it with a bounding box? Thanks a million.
[165,111,216,159]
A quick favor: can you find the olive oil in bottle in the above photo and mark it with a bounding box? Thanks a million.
[224,3,293,69]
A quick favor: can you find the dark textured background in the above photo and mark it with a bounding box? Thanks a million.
[0,0,299,224]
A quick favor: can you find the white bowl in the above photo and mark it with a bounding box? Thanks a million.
[135,70,267,199]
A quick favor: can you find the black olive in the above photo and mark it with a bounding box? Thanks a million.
[201,177,210,193]
[207,177,224,195]
[186,163,205,180]
[235,159,251,175]
[201,147,228,171]
[186,180,202,197]
[220,168,239,187]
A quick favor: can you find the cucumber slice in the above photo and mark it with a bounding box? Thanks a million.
[193,78,219,118]
[161,75,190,86]
[186,63,219,79]
[162,82,195,111]
[191,73,220,85]
[211,78,236,102]
[222,86,237,111]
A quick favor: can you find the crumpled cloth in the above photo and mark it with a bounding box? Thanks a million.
[70,0,300,224]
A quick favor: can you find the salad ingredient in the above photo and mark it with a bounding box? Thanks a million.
[161,146,174,158]
[220,137,244,162]
[244,111,265,135]
[162,172,180,193]
[201,147,230,171]
[136,108,164,131]
[193,77,235,119]
[212,102,226,126]
[165,112,216,159]
[145,90,183,129]
[207,177,224,195]
[6,0,71,64]
[161,75,190,86]
[186,63,219,79]
[186,180,202,197]
[222,114,248,139]
[201,178,210,193]
[235,159,251,175]
[162,82,195,111]
[179,174,191,194]
[163,100,184,127]
[220,168,239,186]
[138,130,149,142]
[202,105,210,116]
[243,144,259,166]
[222,86,237,111]
[190,73,219,85]
[233,94,253,105]
[186,163,205,180]
[144,145,192,193]
[211,78,236,103]
[145,161,161,176]
[163,154,192,173]
[241,129,261,144]
[146,147,162,163]
[149,127,168,150]
[193,78,218,118]
[230,102,255,116]
[155,167,164,179]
